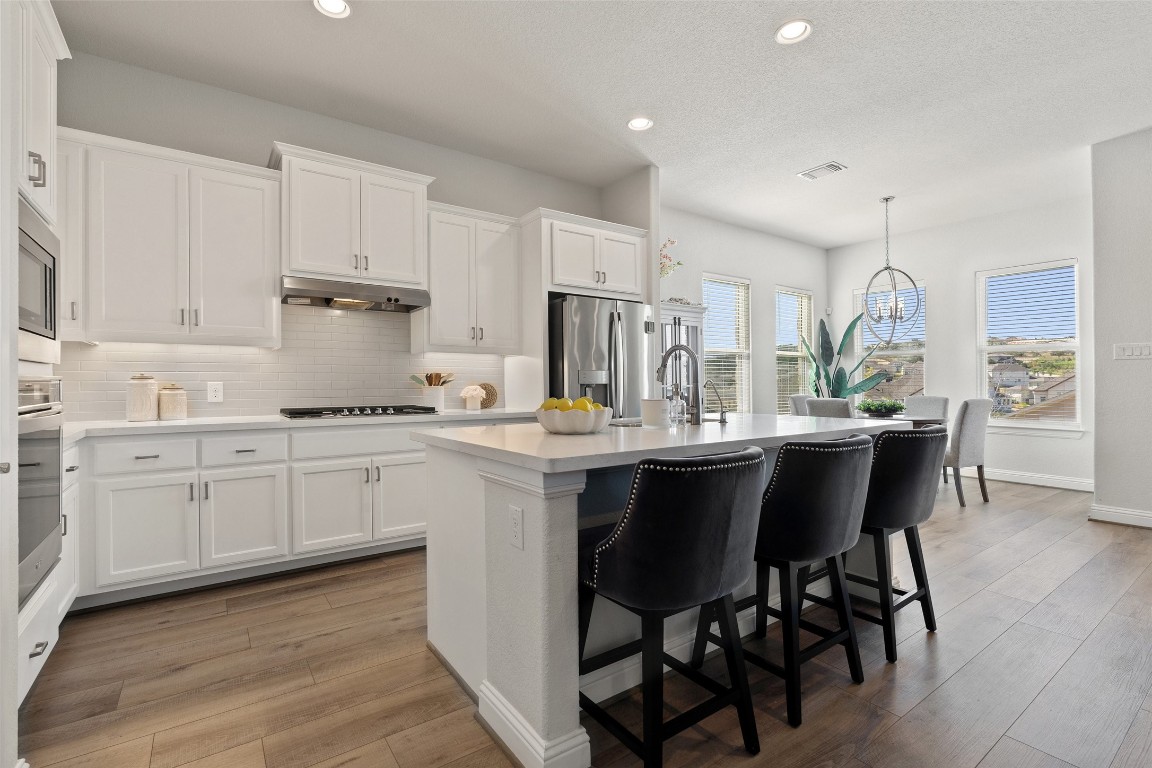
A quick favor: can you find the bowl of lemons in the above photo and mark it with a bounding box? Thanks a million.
[536,397,613,434]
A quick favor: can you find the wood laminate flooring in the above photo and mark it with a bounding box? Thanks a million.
[18,480,1152,768]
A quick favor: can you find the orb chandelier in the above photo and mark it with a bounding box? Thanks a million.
[863,196,921,347]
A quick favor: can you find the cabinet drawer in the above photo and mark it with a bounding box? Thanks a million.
[201,433,288,467]
[18,568,60,704]
[92,439,197,475]
[291,427,422,460]
[62,445,80,489]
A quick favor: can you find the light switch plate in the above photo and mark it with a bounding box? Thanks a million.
[1114,343,1152,360]
[207,382,224,402]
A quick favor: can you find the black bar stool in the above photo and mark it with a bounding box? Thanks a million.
[692,435,874,728]
[846,426,948,662]
[577,447,767,768]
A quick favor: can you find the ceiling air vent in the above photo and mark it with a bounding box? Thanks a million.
[797,162,847,180]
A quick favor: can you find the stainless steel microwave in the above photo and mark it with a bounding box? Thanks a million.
[17,199,60,364]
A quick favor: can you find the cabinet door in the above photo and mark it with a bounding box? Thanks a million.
[551,220,601,290]
[200,465,288,568]
[372,453,427,541]
[54,483,79,620]
[599,232,645,297]
[287,158,360,277]
[475,221,519,353]
[20,4,57,222]
[86,147,189,338]
[291,459,373,554]
[426,212,475,348]
[55,140,85,341]
[94,472,200,586]
[189,168,279,342]
[361,172,427,286]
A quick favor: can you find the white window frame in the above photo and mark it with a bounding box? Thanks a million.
[852,279,927,399]
[774,285,813,413]
[702,272,753,414]
[976,259,1081,432]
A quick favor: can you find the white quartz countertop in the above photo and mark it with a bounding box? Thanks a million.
[411,414,912,473]
[63,408,535,445]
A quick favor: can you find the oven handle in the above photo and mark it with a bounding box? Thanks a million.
[18,403,63,418]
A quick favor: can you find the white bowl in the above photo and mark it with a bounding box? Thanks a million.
[535,406,613,434]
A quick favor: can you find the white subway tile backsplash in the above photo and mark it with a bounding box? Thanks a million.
[58,305,506,421]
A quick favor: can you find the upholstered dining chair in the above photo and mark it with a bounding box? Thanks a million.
[904,395,949,422]
[942,398,994,506]
[806,398,852,418]
[789,393,815,415]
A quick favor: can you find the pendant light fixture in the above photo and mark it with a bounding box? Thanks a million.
[863,196,921,347]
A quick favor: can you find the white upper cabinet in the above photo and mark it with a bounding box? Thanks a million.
[86,147,190,338]
[544,214,647,299]
[63,128,281,347]
[412,204,520,355]
[272,143,433,287]
[18,0,69,225]
[189,167,280,343]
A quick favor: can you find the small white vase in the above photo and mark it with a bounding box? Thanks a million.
[126,374,158,422]
[424,387,445,411]
[464,396,481,411]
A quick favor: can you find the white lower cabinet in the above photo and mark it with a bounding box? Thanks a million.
[17,566,60,703]
[55,483,80,620]
[200,465,289,567]
[94,471,200,586]
[372,453,427,541]
[291,459,374,554]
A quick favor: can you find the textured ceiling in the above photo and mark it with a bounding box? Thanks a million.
[52,1,1152,248]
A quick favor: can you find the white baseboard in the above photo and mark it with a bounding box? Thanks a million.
[960,467,1093,493]
[1090,504,1152,528]
[16,760,29,768]
[477,682,591,768]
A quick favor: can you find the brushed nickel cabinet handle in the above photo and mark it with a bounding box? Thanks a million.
[234,448,256,454]
[375,466,381,482]
[28,151,46,187]
[364,255,369,272]
[71,301,78,321]
[479,327,484,340]
[180,309,186,326]
[204,481,209,499]
[19,462,41,468]
[189,482,195,501]
[594,270,600,283]
[364,467,370,483]
[353,254,359,270]
[62,514,67,537]
[193,309,200,326]
[135,454,160,460]
[470,327,475,340]
[66,465,79,472]
[29,641,49,658]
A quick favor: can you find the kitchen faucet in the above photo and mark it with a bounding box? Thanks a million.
[656,344,702,425]
[704,379,729,424]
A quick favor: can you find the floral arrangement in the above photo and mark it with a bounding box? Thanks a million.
[460,385,485,400]
[410,372,454,387]
[658,238,682,278]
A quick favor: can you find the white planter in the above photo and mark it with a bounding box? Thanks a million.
[424,387,446,411]
[464,396,482,411]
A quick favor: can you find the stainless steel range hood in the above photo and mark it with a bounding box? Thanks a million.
[281,276,430,313]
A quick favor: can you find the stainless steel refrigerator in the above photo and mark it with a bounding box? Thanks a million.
[548,294,654,420]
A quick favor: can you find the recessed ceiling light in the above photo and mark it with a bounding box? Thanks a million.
[314,0,350,19]
[628,117,654,131]
[775,19,812,44]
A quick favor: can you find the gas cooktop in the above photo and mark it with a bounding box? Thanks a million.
[280,405,437,419]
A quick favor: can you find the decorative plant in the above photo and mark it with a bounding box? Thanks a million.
[857,398,906,415]
[460,385,485,400]
[658,238,682,278]
[410,372,454,387]
[800,313,889,398]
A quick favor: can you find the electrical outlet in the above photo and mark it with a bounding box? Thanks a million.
[1114,343,1152,360]
[509,505,524,550]
[207,382,224,402]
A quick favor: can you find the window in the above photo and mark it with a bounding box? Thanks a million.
[702,275,751,413]
[775,288,813,413]
[979,262,1078,425]
[855,283,926,401]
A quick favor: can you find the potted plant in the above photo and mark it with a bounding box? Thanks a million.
[800,313,889,398]
[856,398,906,418]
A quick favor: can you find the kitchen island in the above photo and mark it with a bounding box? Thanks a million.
[412,414,910,768]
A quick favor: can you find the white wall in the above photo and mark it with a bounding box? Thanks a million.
[659,207,828,414]
[1091,128,1152,523]
[827,195,1095,490]
[58,52,602,220]
[59,305,505,421]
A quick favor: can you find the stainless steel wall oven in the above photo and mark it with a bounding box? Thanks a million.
[18,377,63,607]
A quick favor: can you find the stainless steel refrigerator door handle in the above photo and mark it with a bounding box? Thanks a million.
[71,301,78,321]
[608,311,624,411]
[28,641,49,659]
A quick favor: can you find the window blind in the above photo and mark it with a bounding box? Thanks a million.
[703,276,751,413]
[775,289,812,413]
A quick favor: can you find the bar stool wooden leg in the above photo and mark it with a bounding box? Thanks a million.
[873,531,898,663]
[827,555,864,684]
[716,595,760,755]
[905,526,937,632]
[641,612,665,768]
[754,561,770,639]
[778,563,803,727]
[942,465,948,484]
[690,602,713,669]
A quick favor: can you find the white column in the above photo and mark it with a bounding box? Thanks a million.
[475,460,591,768]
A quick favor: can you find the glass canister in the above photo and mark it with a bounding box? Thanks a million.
[126,373,159,421]
[158,383,188,421]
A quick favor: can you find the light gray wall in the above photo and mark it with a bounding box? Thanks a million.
[58,52,602,220]
[1092,128,1152,517]
[827,194,1095,489]
[659,207,828,414]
